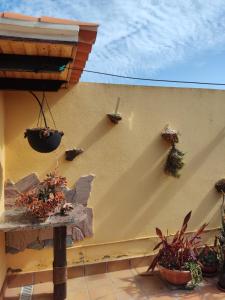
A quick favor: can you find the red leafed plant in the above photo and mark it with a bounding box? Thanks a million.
[16,172,68,218]
[148,211,208,273]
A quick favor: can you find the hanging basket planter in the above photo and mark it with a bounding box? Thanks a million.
[25,91,64,153]
[25,128,64,153]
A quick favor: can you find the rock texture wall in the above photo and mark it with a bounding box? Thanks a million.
[5,173,94,252]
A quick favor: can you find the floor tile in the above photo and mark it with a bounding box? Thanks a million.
[67,289,90,300]
[67,277,87,291]
[5,268,225,300]
[32,282,53,295]
[4,287,21,299]
[32,294,53,300]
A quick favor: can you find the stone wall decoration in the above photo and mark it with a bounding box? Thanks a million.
[161,125,185,178]
[5,173,95,253]
[65,148,84,161]
[107,97,122,124]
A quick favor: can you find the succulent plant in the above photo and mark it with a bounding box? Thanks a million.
[164,145,185,177]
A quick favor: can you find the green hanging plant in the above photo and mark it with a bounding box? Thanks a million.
[164,144,185,178]
[184,261,203,288]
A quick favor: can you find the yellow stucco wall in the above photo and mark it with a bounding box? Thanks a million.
[4,83,224,272]
[0,92,6,287]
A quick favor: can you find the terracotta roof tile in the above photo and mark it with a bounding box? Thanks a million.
[76,52,90,61]
[40,16,98,28]
[40,16,78,25]
[79,30,97,44]
[2,12,38,21]
[73,60,86,69]
[70,70,83,77]
[77,43,92,53]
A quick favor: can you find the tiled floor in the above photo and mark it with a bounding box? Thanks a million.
[4,267,225,300]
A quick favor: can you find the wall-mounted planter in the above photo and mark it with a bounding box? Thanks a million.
[215,179,225,194]
[107,113,122,124]
[65,148,84,161]
[107,97,122,124]
[161,126,179,144]
[24,128,64,153]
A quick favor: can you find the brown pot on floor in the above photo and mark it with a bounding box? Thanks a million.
[202,265,218,277]
[158,265,191,286]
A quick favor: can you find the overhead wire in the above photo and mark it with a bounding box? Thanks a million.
[67,66,225,87]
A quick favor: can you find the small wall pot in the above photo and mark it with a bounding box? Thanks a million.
[158,265,191,286]
[25,128,64,153]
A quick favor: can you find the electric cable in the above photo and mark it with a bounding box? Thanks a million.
[67,67,225,87]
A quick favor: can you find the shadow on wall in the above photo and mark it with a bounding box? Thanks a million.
[94,134,169,238]
[77,117,115,150]
[94,126,225,239]
[191,188,221,229]
[40,116,115,179]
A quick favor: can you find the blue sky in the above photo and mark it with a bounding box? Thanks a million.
[1,0,225,89]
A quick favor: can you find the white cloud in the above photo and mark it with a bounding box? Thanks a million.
[1,0,225,83]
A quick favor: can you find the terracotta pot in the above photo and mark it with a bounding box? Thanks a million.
[201,265,218,276]
[158,265,191,285]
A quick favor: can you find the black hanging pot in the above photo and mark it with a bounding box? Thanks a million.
[24,128,64,153]
[25,91,64,153]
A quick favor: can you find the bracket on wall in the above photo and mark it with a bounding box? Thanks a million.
[107,97,122,124]
[65,148,84,161]
[215,179,225,194]
[161,125,179,144]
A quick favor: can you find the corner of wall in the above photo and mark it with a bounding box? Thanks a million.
[0,91,6,291]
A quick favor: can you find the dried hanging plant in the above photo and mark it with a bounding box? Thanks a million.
[162,125,185,178]
[164,144,185,178]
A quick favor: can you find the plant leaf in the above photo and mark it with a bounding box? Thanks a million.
[156,227,163,239]
[190,223,208,243]
[147,254,160,272]
[153,241,163,251]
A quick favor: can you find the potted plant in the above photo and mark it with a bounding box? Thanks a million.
[214,179,225,290]
[198,245,218,276]
[24,91,64,153]
[16,172,72,219]
[147,211,207,288]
